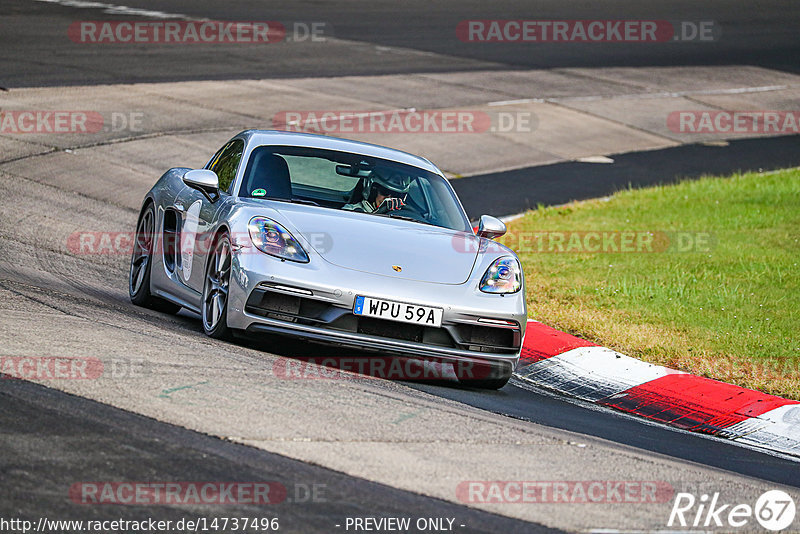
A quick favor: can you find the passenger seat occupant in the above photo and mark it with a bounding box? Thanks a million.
[247,153,292,199]
[343,170,410,213]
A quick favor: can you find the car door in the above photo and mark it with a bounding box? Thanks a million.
[174,138,244,293]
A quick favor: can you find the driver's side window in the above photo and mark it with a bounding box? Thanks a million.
[206,140,244,194]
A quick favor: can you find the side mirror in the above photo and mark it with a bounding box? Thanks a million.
[183,169,220,202]
[476,215,506,239]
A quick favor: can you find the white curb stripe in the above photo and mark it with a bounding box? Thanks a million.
[517,345,674,402]
[727,404,800,455]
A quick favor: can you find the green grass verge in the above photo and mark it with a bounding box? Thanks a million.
[503,168,800,399]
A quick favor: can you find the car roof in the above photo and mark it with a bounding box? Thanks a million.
[237,130,441,174]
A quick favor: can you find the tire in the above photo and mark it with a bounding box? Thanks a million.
[129,202,182,314]
[202,232,233,340]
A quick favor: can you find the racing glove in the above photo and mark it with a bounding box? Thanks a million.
[377,197,405,212]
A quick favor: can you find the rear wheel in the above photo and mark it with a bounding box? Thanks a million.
[202,232,233,339]
[129,203,181,314]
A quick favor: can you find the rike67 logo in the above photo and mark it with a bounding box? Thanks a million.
[668,490,796,531]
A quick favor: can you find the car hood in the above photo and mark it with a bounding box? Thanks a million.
[256,202,480,284]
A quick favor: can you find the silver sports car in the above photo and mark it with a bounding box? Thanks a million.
[129,130,526,388]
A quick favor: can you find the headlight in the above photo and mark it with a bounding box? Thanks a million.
[248,216,309,263]
[480,257,522,294]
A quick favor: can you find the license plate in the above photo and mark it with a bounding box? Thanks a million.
[353,296,443,327]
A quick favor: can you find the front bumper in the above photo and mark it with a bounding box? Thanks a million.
[244,317,517,381]
[226,245,526,376]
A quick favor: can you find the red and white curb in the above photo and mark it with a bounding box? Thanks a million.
[515,320,800,457]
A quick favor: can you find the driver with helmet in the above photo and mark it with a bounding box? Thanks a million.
[343,169,411,213]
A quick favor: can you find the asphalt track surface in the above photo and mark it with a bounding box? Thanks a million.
[414,379,800,489]
[2,1,800,532]
[2,0,799,87]
[0,377,554,533]
[454,134,800,218]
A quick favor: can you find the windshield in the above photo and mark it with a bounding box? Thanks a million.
[238,145,471,232]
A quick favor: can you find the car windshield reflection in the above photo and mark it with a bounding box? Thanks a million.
[238,145,471,232]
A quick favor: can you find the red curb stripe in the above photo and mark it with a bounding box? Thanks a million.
[598,374,799,435]
[515,321,798,454]
[520,321,598,364]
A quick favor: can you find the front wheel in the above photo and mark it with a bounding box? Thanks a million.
[129,203,181,314]
[202,232,233,339]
